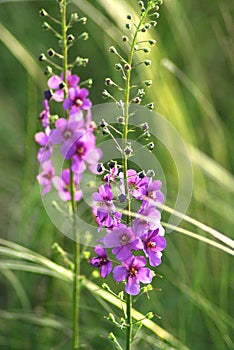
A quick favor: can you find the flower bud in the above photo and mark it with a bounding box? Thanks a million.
[125,23,131,30]
[97,163,105,173]
[138,1,144,7]
[79,32,89,40]
[44,90,52,100]
[47,48,55,57]
[141,27,147,33]
[67,34,75,42]
[145,23,151,30]
[124,63,131,71]
[138,88,145,97]
[119,194,127,203]
[122,36,128,42]
[109,160,116,169]
[147,169,155,177]
[59,82,65,89]
[108,313,115,322]
[102,89,110,99]
[44,66,53,75]
[42,22,49,30]
[115,63,122,71]
[144,131,151,140]
[70,13,79,21]
[108,333,117,341]
[102,283,111,291]
[105,78,113,86]
[140,122,149,131]
[39,9,48,17]
[109,46,117,54]
[143,48,150,53]
[150,21,158,27]
[100,119,107,128]
[80,17,87,24]
[117,116,124,123]
[147,102,155,110]
[133,97,141,104]
[138,171,146,178]
[126,14,132,20]
[39,53,46,61]
[124,146,132,156]
[144,80,153,87]
[144,60,152,66]
[148,39,157,45]
[146,312,154,319]
[148,142,155,151]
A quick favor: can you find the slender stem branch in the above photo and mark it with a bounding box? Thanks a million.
[122,7,150,350]
[61,2,80,349]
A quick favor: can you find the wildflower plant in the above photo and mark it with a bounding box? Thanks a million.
[35,0,193,349]
[89,1,168,349]
[35,1,101,348]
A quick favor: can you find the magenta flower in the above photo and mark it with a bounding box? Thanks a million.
[141,229,166,266]
[50,117,83,158]
[39,99,50,127]
[113,256,153,295]
[119,169,149,200]
[92,184,121,229]
[103,226,143,261]
[143,179,164,205]
[34,130,52,163]
[63,86,92,115]
[90,245,112,278]
[37,160,55,195]
[48,71,80,102]
[69,131,102,174]
[132,204,161,237]
[53,168,82,201]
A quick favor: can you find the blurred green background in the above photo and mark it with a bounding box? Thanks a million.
[0,0,233,349]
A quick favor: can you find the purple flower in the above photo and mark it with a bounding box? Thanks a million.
[90,245,112,278]
[48,71,80,102]
[39,99,50,127]
[113,256,153,295]
[119,169,149,200]
[103,226,143,261]
[132,204,161,237]
[63,86,92,115]
[34,130,52,163]
[92,184,121,229]
[37,160,55,195]
[143,179,164,205]
[50,117,83,158]
[141,229,166,266]
[70,131,102,174]
[53,169,82,201]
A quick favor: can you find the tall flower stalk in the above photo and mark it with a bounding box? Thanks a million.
[91,1,165,349]
[35,1,101,348]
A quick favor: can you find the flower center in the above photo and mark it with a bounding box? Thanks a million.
[76,145,85,155]
[43,171,53,180]
[100,257,107,265]
[75,98,83,107]
[120,234,130,245]
[146,241,156,249]
[63,129,73,140]
[148,190,156,199]
[129,266,138,278]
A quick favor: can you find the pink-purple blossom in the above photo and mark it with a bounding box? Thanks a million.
[63,86,92,115]
[34,130,52,163]
[37,160,55,195]
[141,229,166,266]
[48,71,80,102]
[113,256,153,295]
[103,226,143,261]
[132,204,161,237]
[53,169,82,201]
[39,99,50,127]
[90,245,112,278]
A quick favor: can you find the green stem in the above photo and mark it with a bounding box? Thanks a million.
[122,8,150,350]
[61,2,80,349]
